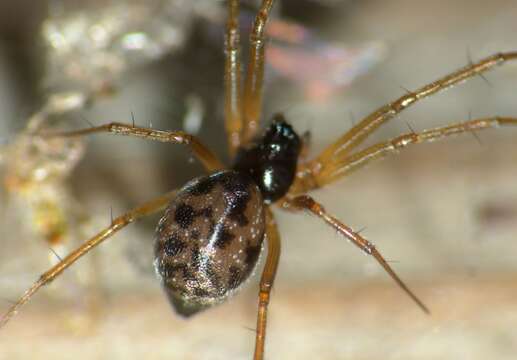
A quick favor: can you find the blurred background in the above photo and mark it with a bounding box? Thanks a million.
[0,0,517,359]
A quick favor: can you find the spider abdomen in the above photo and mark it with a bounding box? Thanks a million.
[154,170,265,317]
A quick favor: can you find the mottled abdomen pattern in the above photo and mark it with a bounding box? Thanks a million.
[154,170,265,316]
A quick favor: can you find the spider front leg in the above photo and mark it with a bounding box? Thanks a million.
[254,207,281,360]
[224,0,244,156]
[294,52,517,192]
[306,116,517,187]
[0,190,177,328]
[42,122,223,172]
[242,0,275,144]
[284,195,429,314]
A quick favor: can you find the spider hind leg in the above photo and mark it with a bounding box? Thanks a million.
[285,194,429,314]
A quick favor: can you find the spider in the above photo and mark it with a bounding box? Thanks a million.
[1,1,517,359]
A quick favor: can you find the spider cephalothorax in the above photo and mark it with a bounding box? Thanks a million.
[233,115,302,203]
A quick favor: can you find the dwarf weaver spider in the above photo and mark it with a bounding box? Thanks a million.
[1,1,517,359]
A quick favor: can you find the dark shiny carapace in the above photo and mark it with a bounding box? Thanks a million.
[154,117,301,316]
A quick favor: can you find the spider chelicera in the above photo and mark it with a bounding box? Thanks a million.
[1,1,517,359]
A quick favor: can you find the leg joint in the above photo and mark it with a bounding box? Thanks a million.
[392,133,418,148]
[290,195,318,212]
[258,289,270,305]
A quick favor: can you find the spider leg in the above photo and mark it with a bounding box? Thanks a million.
[284,195,429,314]
[242,0,275,145]
[297,52,517,189]
[224,0,244,156]
[298,116,517,189]
[0,189,177,328]
[254,206,281,360]
[40,122,223,172]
